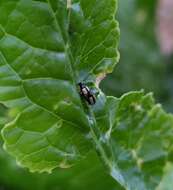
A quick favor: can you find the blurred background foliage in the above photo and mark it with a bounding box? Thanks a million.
[0,0,173,189]
[102,0,173,112]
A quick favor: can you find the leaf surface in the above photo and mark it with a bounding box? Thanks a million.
[92,91,173,190]
[1,1,173,190]
[0,0,119,172]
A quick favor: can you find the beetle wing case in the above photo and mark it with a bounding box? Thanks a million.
[78,82,96,105]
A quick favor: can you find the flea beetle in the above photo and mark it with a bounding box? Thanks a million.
[78,83,96,105]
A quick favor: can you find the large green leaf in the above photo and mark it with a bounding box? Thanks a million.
[0,147,123,190]
[1,1,173,190]
[0,0,119,173]
[91,91,173,190]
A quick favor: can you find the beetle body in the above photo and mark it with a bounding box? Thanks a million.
[78,82,96,105]
[87,94,96,105]
[78,83,90,97]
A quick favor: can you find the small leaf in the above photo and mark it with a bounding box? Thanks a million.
[92,91,173,190]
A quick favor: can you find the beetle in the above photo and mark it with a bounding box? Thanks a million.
[78,82,96,105]
[86,93,96,105]
[78,82,90,97]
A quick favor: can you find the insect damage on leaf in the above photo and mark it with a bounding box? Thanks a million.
[96,73,106,88]
[0,1,173,190]
[0,0,119,173]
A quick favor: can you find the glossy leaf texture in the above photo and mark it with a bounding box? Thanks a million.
[0,0,119,172]
[0,147,124,190]
[1,1,173,190]
[92,91,173,190]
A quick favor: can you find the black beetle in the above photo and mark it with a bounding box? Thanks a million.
[78,83,96,105]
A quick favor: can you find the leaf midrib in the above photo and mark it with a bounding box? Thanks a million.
[46,0,77,82]
[0,1,90,130]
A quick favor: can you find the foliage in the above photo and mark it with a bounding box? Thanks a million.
[0,0,173,190]
[102,0,173,112]
[0,0,119,173]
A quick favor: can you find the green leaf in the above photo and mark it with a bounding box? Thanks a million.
[156,163,173,190]
[0,147,123,190]
[1,1,173,190]
[91,91,173,190]
[0,0,119,173]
